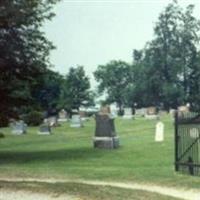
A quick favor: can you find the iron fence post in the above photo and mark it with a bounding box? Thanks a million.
[175,110,179,171]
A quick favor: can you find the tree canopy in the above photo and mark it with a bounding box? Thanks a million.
[94,1,200,111]
[59,66,94,111]
[0,0,60,126]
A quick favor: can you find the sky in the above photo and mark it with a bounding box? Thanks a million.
[44,0,200,87]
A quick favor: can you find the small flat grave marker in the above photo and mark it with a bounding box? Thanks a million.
[38,124,51,135]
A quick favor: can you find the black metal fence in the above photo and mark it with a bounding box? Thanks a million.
[175,111,200,176]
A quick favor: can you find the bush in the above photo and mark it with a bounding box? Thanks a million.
[0,132,5,138]
[23,111,44,126]
[0,114,9,127]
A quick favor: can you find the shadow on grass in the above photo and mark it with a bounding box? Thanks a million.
[0,147,106,165]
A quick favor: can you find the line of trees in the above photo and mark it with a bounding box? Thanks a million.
[0,0,94,126]
[1,1,200,126]
[94,1,200,112]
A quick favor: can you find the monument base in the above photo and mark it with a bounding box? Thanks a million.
[12,130,25,135]
[37,131,51,135]
[145,114,159,120]
[93,136,119,149]
[70,123,83,128]
[58,118,68,122]
[123,115,133,119]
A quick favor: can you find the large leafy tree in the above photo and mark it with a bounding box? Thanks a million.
[132,1,200,110]
[0,0,60,126]
[33,70,64,110]
[94,60,133,113]
[59,66,93,111]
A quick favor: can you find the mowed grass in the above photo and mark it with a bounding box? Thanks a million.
[0,114,200,189]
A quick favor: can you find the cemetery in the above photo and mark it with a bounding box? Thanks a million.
[1,0,200,199]
[1,110,200,199]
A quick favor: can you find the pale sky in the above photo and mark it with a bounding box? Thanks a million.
[44,0,200,87]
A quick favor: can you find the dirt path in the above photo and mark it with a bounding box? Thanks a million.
[0,178,200,200]
[0,189,80,200]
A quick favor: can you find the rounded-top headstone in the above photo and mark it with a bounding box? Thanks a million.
[155,121,164,142]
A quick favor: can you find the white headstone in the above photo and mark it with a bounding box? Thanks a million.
[70,114,83,128]
[123,108,133,119]
[190,128,199,139]
[155,121,164,142]
[58,109,67,122]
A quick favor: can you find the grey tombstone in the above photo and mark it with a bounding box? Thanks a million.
[135,108,146,117]
[70,114,83,128]
[38,123,51,135]
[11,121,27,135]
[94,113,119,149]
[123,108,133,119]
[58,109,68,122]
[145,107,159,120]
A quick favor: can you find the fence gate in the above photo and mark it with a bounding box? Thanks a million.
[175,111,200,176]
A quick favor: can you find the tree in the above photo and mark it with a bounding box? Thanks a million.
[132,1,200,110]
[33,70,64,110]
[94,60,133,113]
[59,66,93,111]
[0,0,60,126]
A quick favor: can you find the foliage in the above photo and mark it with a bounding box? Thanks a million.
[59,66,93,110]
[34,69,64,110]
[0,0,60,126]
[22,111,44,126]
[94,60,133,113]
[130,1,200,110]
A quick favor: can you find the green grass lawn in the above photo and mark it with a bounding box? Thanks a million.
[0,114,200,189]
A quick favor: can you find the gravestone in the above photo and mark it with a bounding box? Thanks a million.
[178,105,189,118]
[11,121,27,135]
[70,114,83,128]
[58,109,68,122]
[159,110,167,116]
[47,116,58,127]
[135,108,146,117]
[189,128,199,139]
[94,106,119,149]
[169,109,176,116]
[110,104,118,118]
[155,121,164,142]
[79,110,89,121]
[38,123,51,135]
[123,108,133,119]
[111,109,118,118]
[145,107,158,120]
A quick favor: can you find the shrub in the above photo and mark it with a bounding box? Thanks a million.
[0,114,9,127]
[0,132,5,138]
[23,111,44,126]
